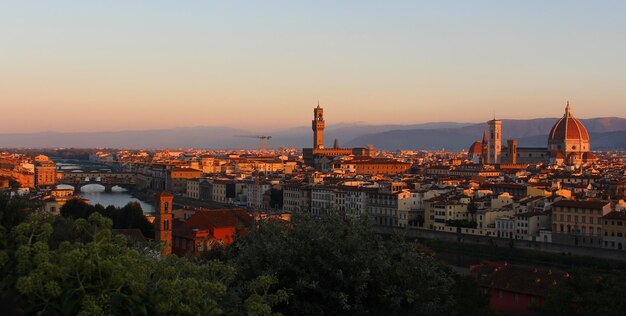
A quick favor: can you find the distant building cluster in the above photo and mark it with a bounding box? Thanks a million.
[468,102,597,167]
[2,101,626,259]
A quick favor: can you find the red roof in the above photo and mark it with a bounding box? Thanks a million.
[185,209,253,230]
[468,141,482,156]
[582,152,597,161]
[548,102,590,143]
[158,191,174,197]
[604,211,626,221]
[472,262,568,297]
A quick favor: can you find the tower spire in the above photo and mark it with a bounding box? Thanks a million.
[565,100,571,116]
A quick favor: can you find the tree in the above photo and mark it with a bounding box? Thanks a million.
[60,199,153,238]
[107,201,153,238]
[60,197,95,219]
[4,211,286,315]
[537,269,626,316]
[227,211,485,315]
[468,201,478,213]
[269,188,283,209]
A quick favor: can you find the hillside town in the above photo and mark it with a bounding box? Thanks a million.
[5,2,626,315]
[2,103,626,315]
[2,103,626,252]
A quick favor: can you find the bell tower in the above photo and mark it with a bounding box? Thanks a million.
[155,192,173,255]
[312,103,325,149]
[481,131,489,164]
[488,118,502,164]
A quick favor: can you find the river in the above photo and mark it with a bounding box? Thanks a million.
[56,184,154,213]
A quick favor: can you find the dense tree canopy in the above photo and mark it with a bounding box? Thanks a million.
[1,210,285,315]
[227,211,490,315]
[61,199,153,238]
[536,268,626,316]
[1,192,491,315]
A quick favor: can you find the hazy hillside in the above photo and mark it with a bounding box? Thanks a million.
[1,118,625,150]
[271,122,471,149]
[346,117,626,151]
[0,122,471,149]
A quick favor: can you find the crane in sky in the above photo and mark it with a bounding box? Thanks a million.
[234,135,272,152]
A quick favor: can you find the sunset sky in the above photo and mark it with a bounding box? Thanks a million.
[2,1,626,133]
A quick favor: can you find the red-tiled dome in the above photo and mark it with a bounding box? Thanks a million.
[582,152,596,161]
[469,141,482,156]
[551,151,565,159]
[548,102,589,143]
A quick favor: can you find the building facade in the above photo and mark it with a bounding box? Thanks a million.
[551,200,610,248]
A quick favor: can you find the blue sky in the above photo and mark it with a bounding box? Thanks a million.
[1,1,625,132]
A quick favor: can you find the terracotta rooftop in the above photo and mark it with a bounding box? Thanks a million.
[472,261,568,297]
[604,211,626,221]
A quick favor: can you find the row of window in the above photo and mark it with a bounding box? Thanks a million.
[558,214,596,224]
[557,224,599,236]
[557,208,602,215]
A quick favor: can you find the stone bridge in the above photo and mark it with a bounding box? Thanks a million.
[57,172,138,192]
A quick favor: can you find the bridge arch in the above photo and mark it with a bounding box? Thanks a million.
[55,184,75,191]
[80,183,107,192]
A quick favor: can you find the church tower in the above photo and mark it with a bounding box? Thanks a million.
[155,192,173,255]
[488,118,502,164]
[507,139,517,164]
[481,131,489,164]
[312,103,325,149]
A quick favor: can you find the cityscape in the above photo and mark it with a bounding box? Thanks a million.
[2,2,626,316]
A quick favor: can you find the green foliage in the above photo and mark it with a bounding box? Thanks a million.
[1,193,492,315]
[60,198,94,219]
[228,211,480,315]
[467,201,478,215]
[3,211,284,315]
[269,188,283,209]
[244,275,289,316]
[537,269,626,316]
[446,219,478,228]
[60,199,153,238]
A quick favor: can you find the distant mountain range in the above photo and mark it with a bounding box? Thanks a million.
[346,117,626,151]
[1,118,625,150]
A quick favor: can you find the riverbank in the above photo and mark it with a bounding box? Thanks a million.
[424,239,626,272]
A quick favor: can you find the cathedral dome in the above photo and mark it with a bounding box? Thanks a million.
[582,152,596,161]
[468,141,482,158]
[548,101,589,145]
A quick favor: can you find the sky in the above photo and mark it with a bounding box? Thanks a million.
[1,0,626,133]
